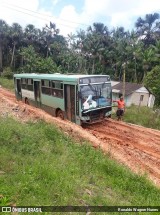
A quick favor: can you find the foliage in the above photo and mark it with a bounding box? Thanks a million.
[20,45,37,72]
[144,66,160,105]
[20,46,60,73]
[0,77,14,90]
[36,57,61,73]
[0,117,160,211]
[1,67,13,79]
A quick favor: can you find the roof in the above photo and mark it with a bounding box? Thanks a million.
[112,82,144,96]
[111,81,119,86]
[14,73,110,82]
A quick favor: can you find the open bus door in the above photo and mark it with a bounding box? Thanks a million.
[15,78,22,100]
[64,84,76,123]
[34,81,41,107]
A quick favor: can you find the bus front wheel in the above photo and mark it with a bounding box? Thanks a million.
[56,110,64,120]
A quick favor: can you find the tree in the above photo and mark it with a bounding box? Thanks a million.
[10,23,23,67]
[135,13,160,46]
[144,65,160,105]
[0,19,9,70]
[20,45,59,73]
[41,22,59,57]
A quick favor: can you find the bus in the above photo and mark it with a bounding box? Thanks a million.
[14,73,112,125]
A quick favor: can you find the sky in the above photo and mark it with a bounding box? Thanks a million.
[0,0,160,36]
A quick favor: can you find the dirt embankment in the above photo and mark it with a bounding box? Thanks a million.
[0,87,160,187]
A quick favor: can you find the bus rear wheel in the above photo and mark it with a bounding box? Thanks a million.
[57,110,64,120]
[25,98,29,105]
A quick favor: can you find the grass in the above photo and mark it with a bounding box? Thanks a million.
[0,77,14,91]
[0,117,160,215]
[112,105,160,130]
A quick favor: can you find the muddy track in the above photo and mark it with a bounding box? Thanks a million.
[0,87,160,187]
[84,120,160,186]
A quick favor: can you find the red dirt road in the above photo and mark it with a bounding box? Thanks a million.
[0,87,160,187]
[84,120,160,186]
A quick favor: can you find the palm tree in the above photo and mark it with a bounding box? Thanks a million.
[24,24,38,47]
[139,48,155,81]
[151,40,160,62]
[42,22,59,57]
[86,23,110,74]
[135,13,160,46]
[10,23,23,67]
[0,19,9,70]
[87,22,109,35]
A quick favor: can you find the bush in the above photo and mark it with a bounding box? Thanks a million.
[144,66,160,106]
[1,68,13,79]
[124,105,160,130]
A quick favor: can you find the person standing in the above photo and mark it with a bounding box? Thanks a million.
[113,96,125,121]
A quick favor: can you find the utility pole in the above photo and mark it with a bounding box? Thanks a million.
[122,62,126,98]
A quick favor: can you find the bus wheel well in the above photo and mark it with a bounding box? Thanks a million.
[25,97,29,105]
[56,108,64,120]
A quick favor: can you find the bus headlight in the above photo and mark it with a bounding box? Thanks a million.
[81,116,90,121]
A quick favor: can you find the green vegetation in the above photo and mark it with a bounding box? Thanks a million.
[20,46,61,73]
[124,106,160,130]
[112,105,160,130]
[0,77,14,90]
[0,117,160,214]
[145,65,160,106]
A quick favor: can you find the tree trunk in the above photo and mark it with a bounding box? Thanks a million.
[133,56,137,82]
[84,60,87,74]
[21,55,24,67]
[92,57,95,74]
[46,49,49,58]
[10,43,16,67]
[142,70,147,82]
[0,41,3,69]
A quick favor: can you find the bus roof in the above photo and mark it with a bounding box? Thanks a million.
[14,73,110,82]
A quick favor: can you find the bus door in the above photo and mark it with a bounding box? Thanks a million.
[16,78,22,100]
[64,84,76,123]
[34,81,41,107]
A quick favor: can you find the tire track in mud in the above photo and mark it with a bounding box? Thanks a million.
[86,123,160,160]
[84,120,160,186]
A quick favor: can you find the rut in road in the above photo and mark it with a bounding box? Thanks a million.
[0,87,160,187]
[83,119,160,186]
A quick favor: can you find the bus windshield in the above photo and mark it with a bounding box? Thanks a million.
[80,83,111,110]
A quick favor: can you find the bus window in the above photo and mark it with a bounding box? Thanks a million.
[81,83,111,110]
[27,79,33,91]
[21,78,27,89]
[41,80,51,96]
[51,81,63,98]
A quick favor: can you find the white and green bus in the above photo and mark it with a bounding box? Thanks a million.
[14,73,112,125]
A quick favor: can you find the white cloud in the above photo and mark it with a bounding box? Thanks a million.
[0,0,40,27]
[108,0,160,28]
[58,5,80,35]
[55,0,160,35]
[52,0,60,6]
[0,0,160,36]
[83,0,110,17]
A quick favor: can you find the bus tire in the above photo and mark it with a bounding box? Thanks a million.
[56,109,64,120]
[25,98,29,105]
